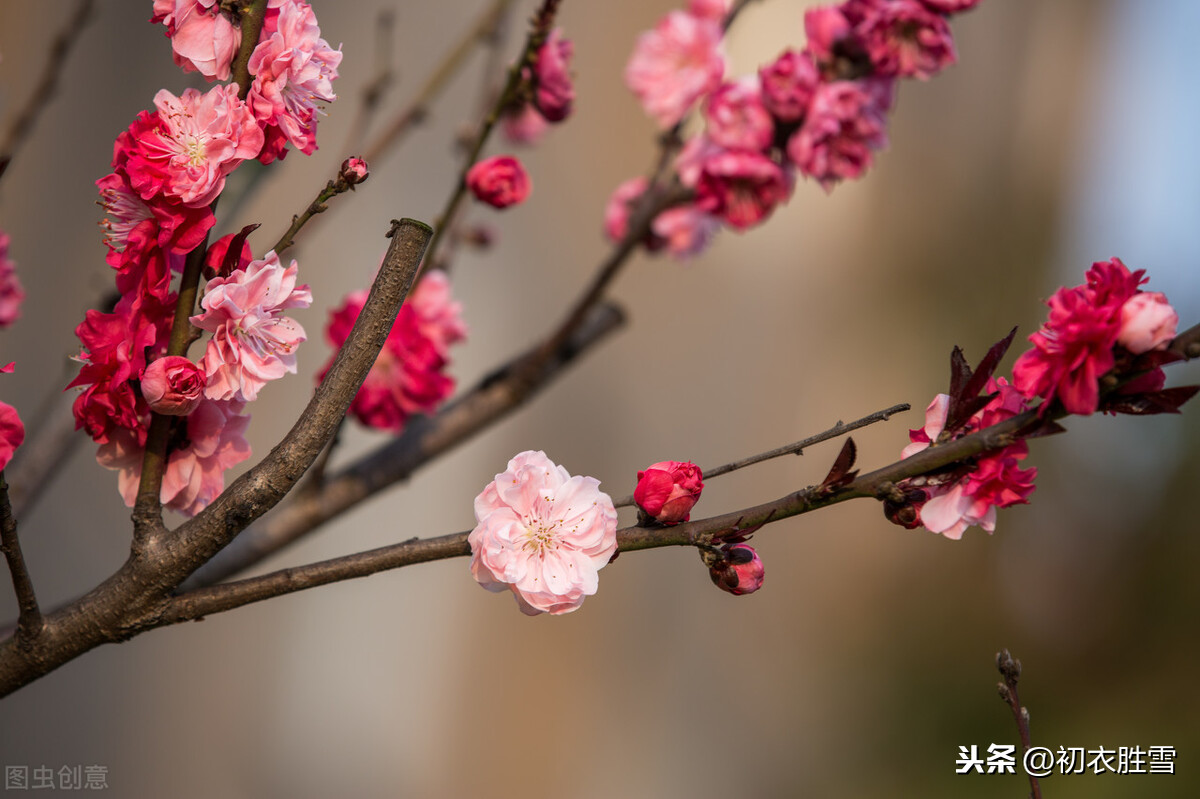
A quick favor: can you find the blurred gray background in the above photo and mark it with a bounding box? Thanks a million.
[0,1,1197,797]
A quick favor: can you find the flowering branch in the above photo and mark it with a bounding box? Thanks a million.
[996,649,1042,799]
[0,474,40,648]
[0,0,95,183]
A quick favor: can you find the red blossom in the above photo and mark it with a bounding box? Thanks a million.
[466,155,531,209]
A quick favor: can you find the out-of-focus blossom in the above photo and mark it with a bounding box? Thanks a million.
[651,204,720,258]
[469,450,618,616]
[500,103,549,145]
[804,5,856,67]
[532,28,574,122]
[191,251,312,402]
[0,362,24,472]
[857,0,957,80]
[919,0,984,14]
[694,147,791,230]
[787,79,892,190]
[688,0,730,22]
[703,78,774,152]
[758,49,819,123]
[466,155,531,209]
[0,231,24,328]
[625,10,725,129]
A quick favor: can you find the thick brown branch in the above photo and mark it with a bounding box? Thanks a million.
[0,0,95,184]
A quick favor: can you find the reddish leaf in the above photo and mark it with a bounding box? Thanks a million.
[820,438,859,491]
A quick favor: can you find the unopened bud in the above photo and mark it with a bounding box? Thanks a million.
[340,157,370,186]
[708,543,765,596]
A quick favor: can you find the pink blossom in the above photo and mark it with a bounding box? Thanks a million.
[469,450,618,616]
[191,251,312,402]
[141,355,205,416]
[466,155,531,209]
[152,0,240,81]
[787,78,893,190]
[758,49,819,124]
[532,28,574,122]
[634,460,704,524]
[247,0,342,161]
[1012,258,1145,415]
[919,0,984,14]
[121,86,264,207]
[651,204,720,258]
[97,398,251,516]
[694,147,792,230]
[625,10,725,129]
[688,0,730,22]
[0,231,24,328]
[1117,292,1177,354]
[0,363,24,472]
[704,78,774,152]
[900,392,950,459]
[804,5,856,67]
[500,103,549,145]
[96,171,215,260]
[709,543,765,596]
[320,270,465,432]
[856,0,957,80]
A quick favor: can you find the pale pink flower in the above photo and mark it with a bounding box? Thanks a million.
[469,450,618,616]
[466,155,531,209]
[408,270,468,354]
[709,543,765,595]
[634,460,704,524]
[651,204,720,258]
[1118,291,1177,354]
[0,362,25,472]
[703,78,774,152]
[152,0,241,81]
[141,355,206,416]
[0,231,24,328]
[758,49,819,124]
[248,0,342,161]
[500,103,549,145]
[192,251,312,402]
[625,10,726,129]
[532,28,574,122]
[123,86,264,207]
[900,392,949,459]
[97,398,251,516]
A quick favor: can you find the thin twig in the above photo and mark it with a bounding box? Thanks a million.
[361,0,518,166]
[611,403,911,508]
[0,475,41,648]
[272,168,363,256]
[997,649,1042,799]
[0,0,95,183]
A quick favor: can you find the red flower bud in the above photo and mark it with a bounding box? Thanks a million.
[466,155,531,209]
[341,157,369,186]
[141,356,205,416]
[634,460,703,524]
[709,543,765,596]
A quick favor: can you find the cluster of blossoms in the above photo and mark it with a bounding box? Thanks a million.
[319,269,466,433]
[898,257,1185,540]
[610,0,982,257]
[466,25,578,209]
[72,1,338,515]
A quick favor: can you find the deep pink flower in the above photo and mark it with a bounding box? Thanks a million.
[469,450,618,616]
[0,363,24,472]
[758,49,819,124]
[191,251,312,402]
[704,78,774,152]
[651,204,720,258]
[121,86,264,207]
[1118,292,1177,354]
[919,0,983,14]
[320,270,465,432]
[466,155,531,209]
[694,147,792,230]
[1012,258,1145,415]
[97,398,251,517]
[141,355,206,416]
[625,10,726,129]
[0,231,24,328]
[709,543,765,596]
[804,5,856,67]
[96,171,215,261]
[152,0,240,81]
[787,78,893,190]
[247,0,342,161]
[688,0,730,22]
[634,460,704,524]
[856,0,957,80]
[903,378,1036,539]
[532,28,574,122]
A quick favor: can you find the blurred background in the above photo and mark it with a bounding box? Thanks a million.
[1,1,1197,796]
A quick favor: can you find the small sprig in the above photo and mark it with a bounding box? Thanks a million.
[996,648,1041,799]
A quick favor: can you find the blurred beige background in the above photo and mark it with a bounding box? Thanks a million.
[1,1,1197,797]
